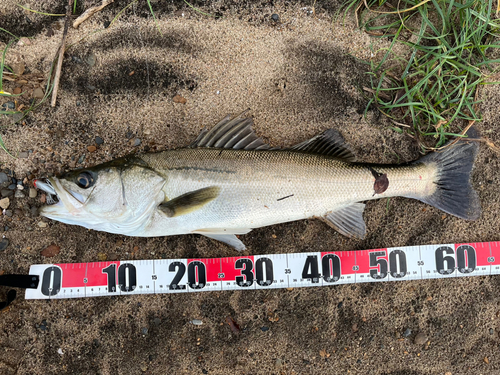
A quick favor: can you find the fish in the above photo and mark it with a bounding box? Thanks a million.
[35,114,481,251]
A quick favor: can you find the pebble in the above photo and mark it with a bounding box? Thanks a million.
[87,145,97,153]
[97,253,107,261]
[108,252,118,261]
[131,138,141,147]
[38,320,48,331]
[8,184,16,190]
[2,102,15,110]
[78,154,85,164]
[57,348,64,355]
[4,210,12,217]
[173,94,187,104]
[1,190,13,198]
[86,53,97,67]
[0,172,8,185]
[71,56,83,64]
[271,13,280,21]
[141,327,148,335]
[403,328,412,337]
[490,328,494,335]
[41,244,60,257]
[13,87,22,95]
[261,326,269,332]
[31,206,38,216]
[33,88,44,99]
[0,238,9,251]
[17,184,23,190]
[153,318,161,326]
[190,319,203,325]
[414,332,428,345]
[0,197,10,209]
[29,188,37,198]
[18,151,29,158]
[17,37,31,46]
[14,190,25,199]
[11,62,25,76]
[95,136,104,145]
[37,221,48,228]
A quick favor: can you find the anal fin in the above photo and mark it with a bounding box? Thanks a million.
[321,203,366,239]
[201,234,247,251]
[159,187,220,217]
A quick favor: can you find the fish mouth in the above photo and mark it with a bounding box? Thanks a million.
[34,178,84,216]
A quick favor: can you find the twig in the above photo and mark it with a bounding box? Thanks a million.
[50,0,73,108]
[73,0,115,29]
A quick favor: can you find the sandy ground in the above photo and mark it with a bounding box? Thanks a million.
[0,0,499,374]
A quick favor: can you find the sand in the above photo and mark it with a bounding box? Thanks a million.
[0,0,499,374]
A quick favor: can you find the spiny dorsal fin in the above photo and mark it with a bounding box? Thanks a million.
[189,114,271,151]
[159,186,220,217]
[289,129,356,162]
[320,203,366,239]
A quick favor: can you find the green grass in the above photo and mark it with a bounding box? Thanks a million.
[345,0,500,150]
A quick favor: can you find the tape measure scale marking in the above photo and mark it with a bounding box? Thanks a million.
[25,241,500,300]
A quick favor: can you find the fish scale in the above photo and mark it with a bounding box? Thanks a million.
[139,148,433,235]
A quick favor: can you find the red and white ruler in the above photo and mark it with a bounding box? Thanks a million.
[25,241,500,299]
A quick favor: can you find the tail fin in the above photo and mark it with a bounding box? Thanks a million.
[414,127,481,220]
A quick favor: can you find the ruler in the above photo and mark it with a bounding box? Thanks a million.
[25,241,500,299]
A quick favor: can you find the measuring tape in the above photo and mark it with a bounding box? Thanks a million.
[19,241,499,300]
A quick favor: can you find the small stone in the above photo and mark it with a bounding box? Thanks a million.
[173,95,187,104]
[0,173,8,185]
[153,318,161,326]
[57,348,64,355]
[14,190,25,198]
[0,238,9,251]
[190,319,203,325]
[95,136,104,145]
[1,189,12,198]
[18,151,29,158]
[4,210,12,217]
[37,221,48,228]
[86,53,97,67]
[29,188,37,198]
[78,154,86,164]
[13,87,22,95]
[352,323,358,332]
[2,102,15,110]
[33,88,44,99]
[11,62,25,76]
[130,138,141,147]
[403,328,412,337]
[71,56,83,64]
[8,184,15,190]
[271,14,279,21]
[87,145,97,153]
[0,197,10,209]
[484,357,489,364]
[31,206,38,216]
[261,326,269,332]
[108,253,118,261]
[41,244,60,257]
[414,332,428,345]
[490,328,494,335]
[17,37,31,46]
[141,327,148,335]
[103,21,111,28]
[97,253,107,261]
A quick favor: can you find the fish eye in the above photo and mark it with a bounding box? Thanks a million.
[76,171,94,189]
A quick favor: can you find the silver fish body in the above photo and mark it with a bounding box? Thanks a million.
[38,115,480,250]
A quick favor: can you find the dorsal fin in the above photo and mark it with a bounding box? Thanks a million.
[189,114,271,150]
[289,129,356,162]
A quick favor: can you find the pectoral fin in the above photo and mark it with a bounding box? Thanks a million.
[159,187,220,217]
[321,203,366,239]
